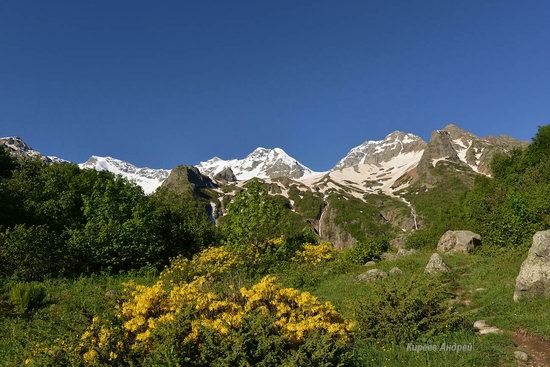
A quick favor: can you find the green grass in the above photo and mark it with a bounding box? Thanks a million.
[1,247,549,366]
[276,248,550,366]
[0,272,157,367]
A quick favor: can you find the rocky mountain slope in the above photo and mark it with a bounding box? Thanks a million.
[0,137,68,164]
[333,131,426,169]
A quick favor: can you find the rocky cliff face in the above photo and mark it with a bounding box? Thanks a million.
[214,167,237,182]
[417,129,465,172]
[334,131,426,169]
[318,205,357,249]
[160,165,215,196]
[440,124,528,175]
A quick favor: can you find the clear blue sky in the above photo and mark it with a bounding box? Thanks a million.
[1,1,549,171]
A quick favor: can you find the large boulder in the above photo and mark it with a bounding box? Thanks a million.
[437,230,481,254]
[425,253,450,274]
[514,230,550,302]
[357,269,388,283]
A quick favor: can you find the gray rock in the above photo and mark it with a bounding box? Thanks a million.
[389,267,403,276]
[357,269,388,283]
[514,230,550,302]
[513,351,529,362]
[437,230,481,254]
[473,320,502,335]
[364,261,377,267]
[425,253,450,274]
[213,167,237,182]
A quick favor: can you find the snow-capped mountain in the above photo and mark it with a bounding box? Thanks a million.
[0,137,69,164]
[197,147,320,180]
[2,125,527,196]
[79,156,171,195]
[334,131,426,170]
[300,126,527,200]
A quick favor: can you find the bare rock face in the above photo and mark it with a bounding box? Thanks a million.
[214,167,237,182]
[160,165,216,196]
[425,253,450,274]
[357,269,388,283]
[514,230,550,302]
[437,230,481,254]
[319,206,357,249]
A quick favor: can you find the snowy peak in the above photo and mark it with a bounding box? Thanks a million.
[79,156,171,194]
[334,131,426,170]
[0,136,69,164]
[197,147,319,181]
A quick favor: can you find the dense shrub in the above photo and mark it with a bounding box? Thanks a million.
[221,180,286,248]
[293,242,337,264]
[8,282,48,315]
[353,276,463,345]
[0,145,17,179]
[459,124,550,248]
[28,273,356,366]
[159,245,242,284]
[350,238,389,263]
[0,158,216,278]
[0,224,63,280]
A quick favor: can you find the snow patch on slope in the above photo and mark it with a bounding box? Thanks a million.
[197,147,321,180]
[79,156,171,194]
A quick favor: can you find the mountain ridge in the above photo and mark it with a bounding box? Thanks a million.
[0,124,528,196]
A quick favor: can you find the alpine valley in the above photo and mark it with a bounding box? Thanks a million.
[0,124,527,249]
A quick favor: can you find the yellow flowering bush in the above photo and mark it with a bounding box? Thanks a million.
[75,275,355,365]
[240,275,354,343]
[159,245,241,284]
[293,242,337,264]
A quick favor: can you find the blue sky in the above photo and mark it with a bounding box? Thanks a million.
[1,1,549,171]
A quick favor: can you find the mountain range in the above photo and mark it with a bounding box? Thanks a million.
[1,124,528,248]
[1,124,525,192]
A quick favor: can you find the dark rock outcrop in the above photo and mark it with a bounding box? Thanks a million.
[214,167,237,182]
[160,165,216,197]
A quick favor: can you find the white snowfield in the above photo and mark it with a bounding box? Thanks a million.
[79,156,171,195]
[333,131,425,170]
[196,147,321,181]
[301,150,423,198]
